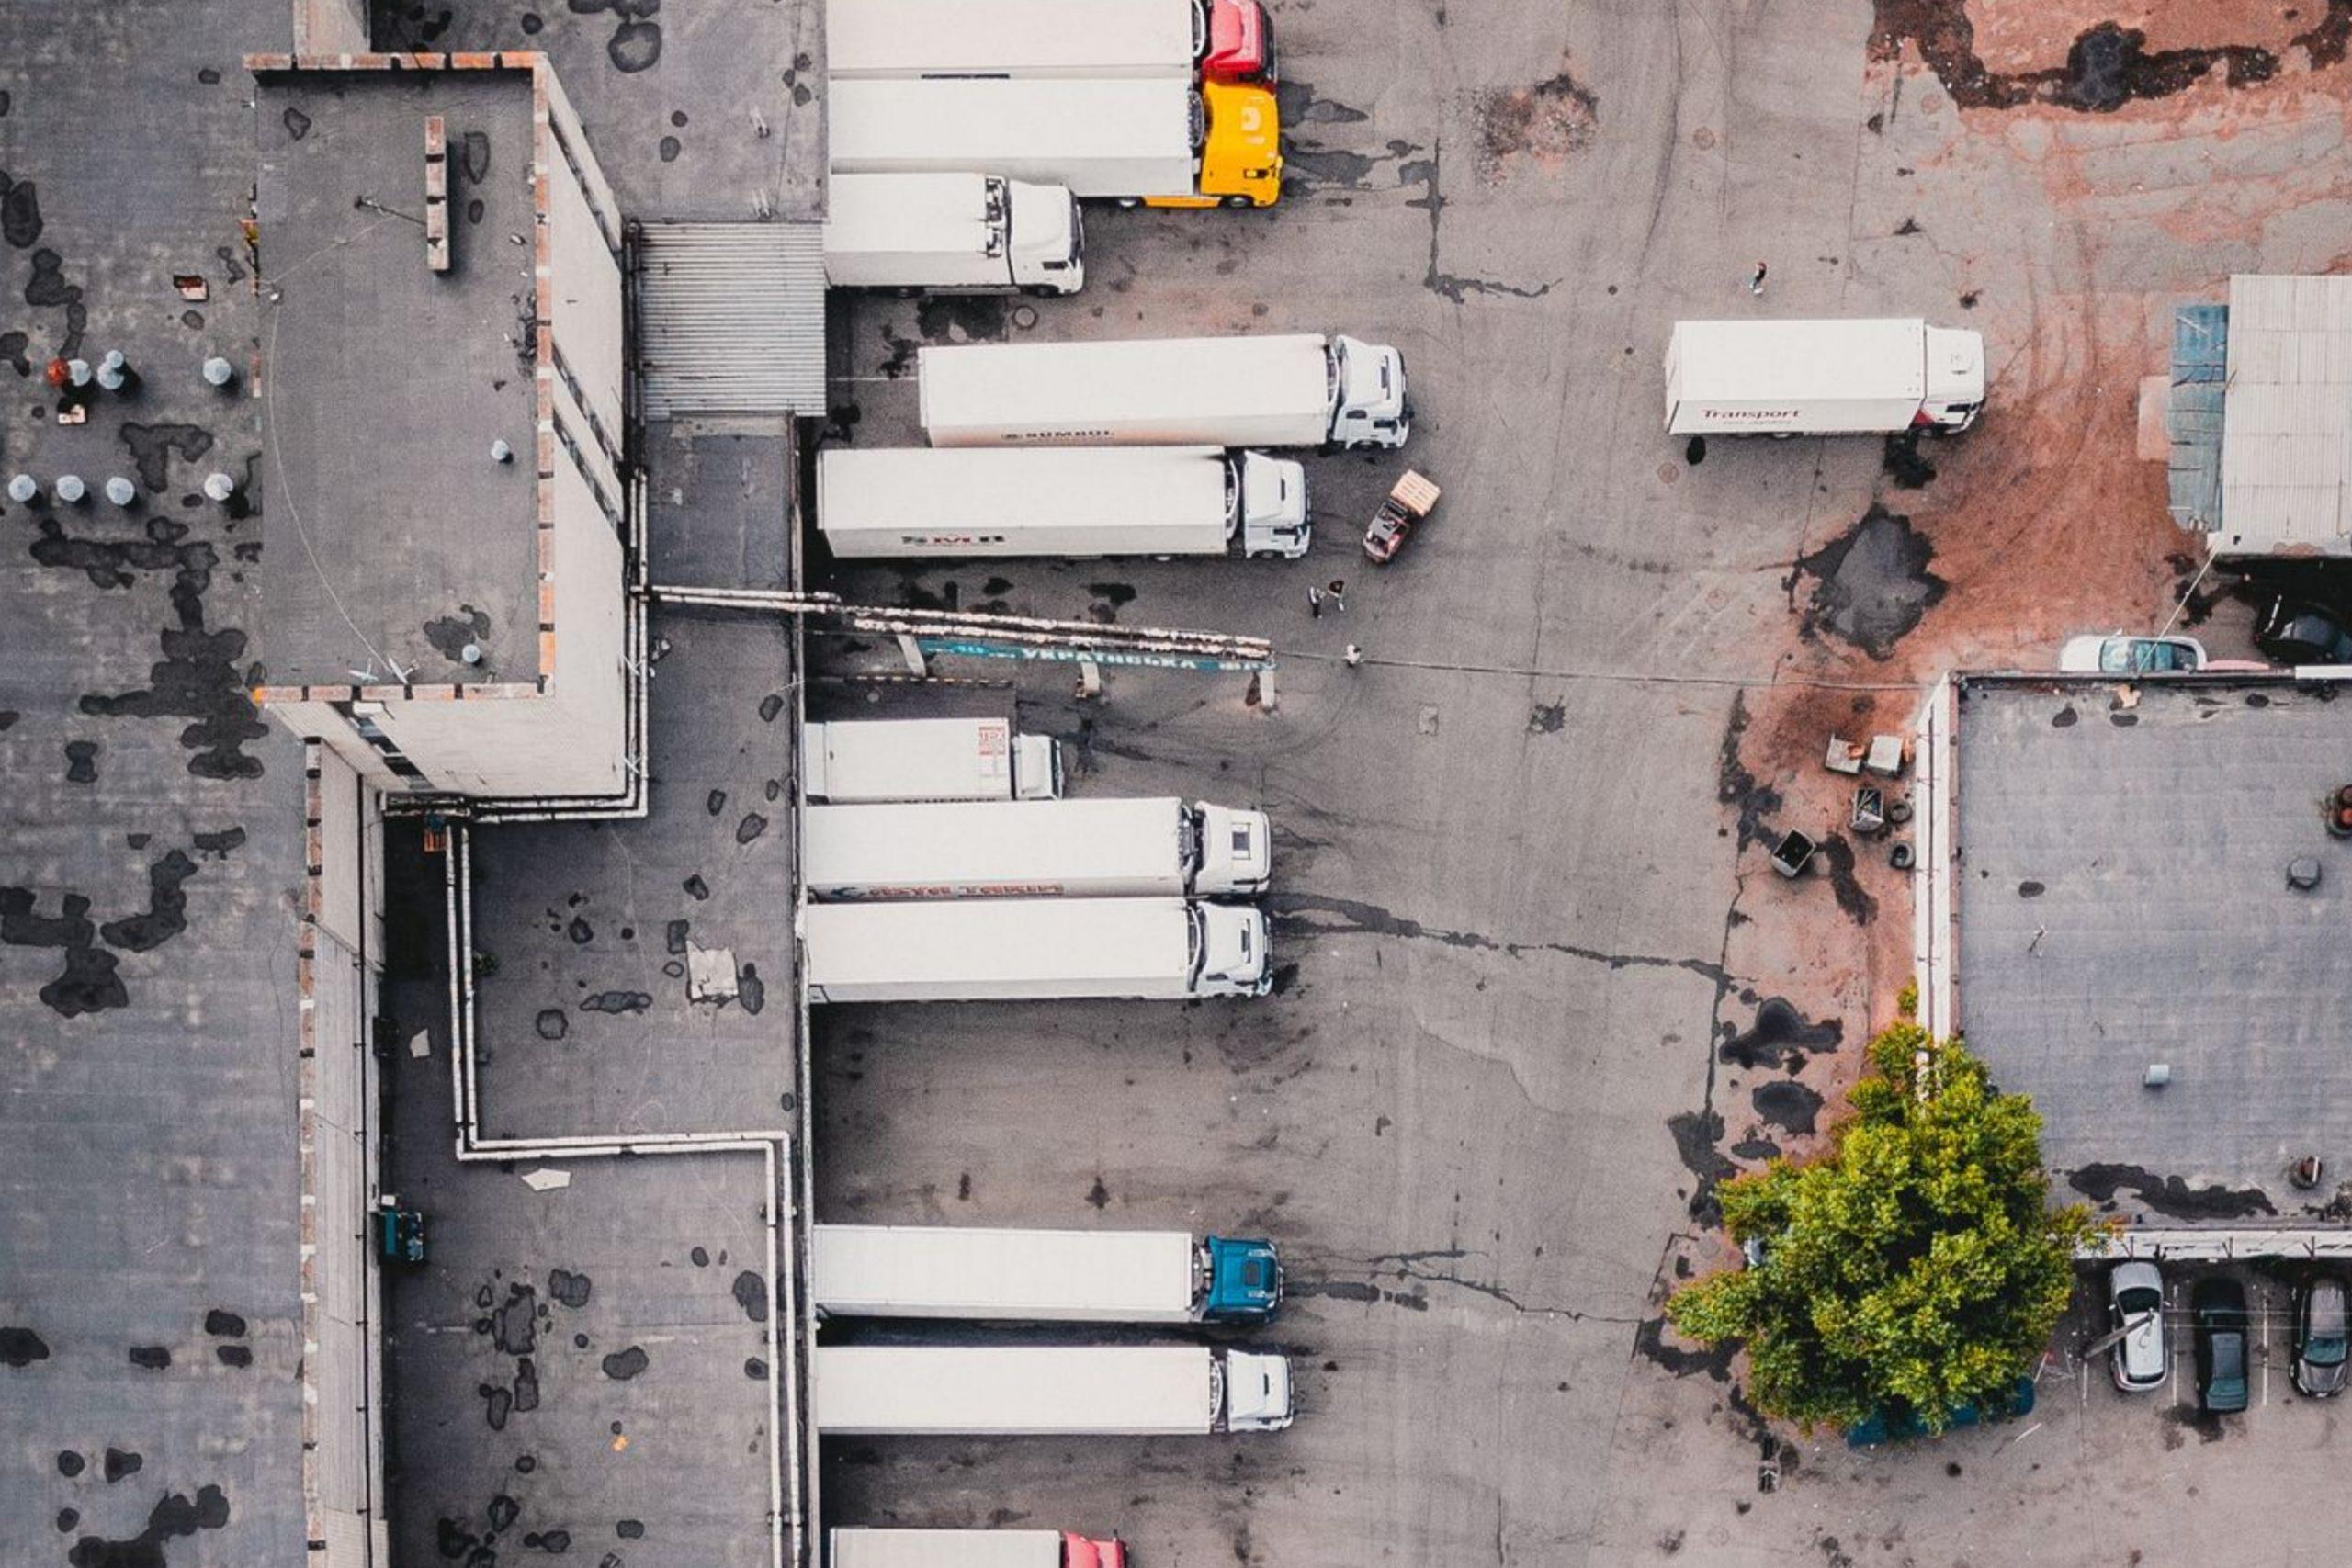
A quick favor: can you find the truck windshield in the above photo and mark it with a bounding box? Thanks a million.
[1186,905,1205,984]
[1223,458,1239,526]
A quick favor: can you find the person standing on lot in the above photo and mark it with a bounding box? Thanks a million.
[1748,260,1768,296]
[1327,579,1347,612]
[1307,583,1325,618]
[1343,644,1363,668]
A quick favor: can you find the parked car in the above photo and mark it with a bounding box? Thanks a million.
[1845,1376,2035,1449]
[2254,596,2352,666]
[2293,1275,2350,1397]
[2059,633,2206,675]
[2192,1278,2250,1415]
[2108,1261,2167,1393]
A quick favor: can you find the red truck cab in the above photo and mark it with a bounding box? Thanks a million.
[1204,0,1276,83]
[1063,1533,1126,1568]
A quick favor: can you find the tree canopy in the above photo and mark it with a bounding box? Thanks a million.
[1665,1021,2099,1433]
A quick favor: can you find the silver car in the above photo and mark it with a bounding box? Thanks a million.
[2109,1261,2167,1392]
[2294,1276,2350,1398]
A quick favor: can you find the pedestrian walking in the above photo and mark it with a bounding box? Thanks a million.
[1306,583,1324,619]
[1342,644,1363,668]
[1747,260,1768,297]
[1327,578,1347,612]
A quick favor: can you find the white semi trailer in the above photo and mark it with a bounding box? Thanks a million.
[802,718,1062,804]
[801,897,1271,1002]
[804,797,1271,901]
[823,174,1084,296]
[811,1225,1283,1323]
[830,1529,1124,1568]
[816,446,1310,560]
[1663,319,1986,436]
[919,333,1409,450]
[827,77,1281,209]
[826,0,1258,80]
[813,1344,1295,1434]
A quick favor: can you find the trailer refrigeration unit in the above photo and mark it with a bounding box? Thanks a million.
[813,1344,1295,1434]
[825,0,1274,83]
[919,333,1408,450]
[1663,319,1986,436]
[816,446,1310,560]
[822,173,1084,296]
[800,897,1271,1002]
[829,1529,1125,1568]
[801,718,1062,804]
[804,797,1272,901]
[812,1225,1283,1323]
[827,76,1282,209]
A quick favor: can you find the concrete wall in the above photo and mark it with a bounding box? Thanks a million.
[293,0,368,52]
[368,447,627,797]
[548,156,625,455]
[300,747,387,1563]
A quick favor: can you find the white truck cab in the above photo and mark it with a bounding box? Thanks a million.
[1919,324,1984,432]
[1330,335,1410,449]
[1190,802,1272,895]
[1235,451,1309,558]
[1193,903,1271,997]
[1219,1349,1295,1430]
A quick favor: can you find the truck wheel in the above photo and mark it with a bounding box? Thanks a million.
[1222,195,1253,209]
[1116,197,1142,209]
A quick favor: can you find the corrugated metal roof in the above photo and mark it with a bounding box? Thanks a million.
[2216,274,2352,557]
[638,223,828,417]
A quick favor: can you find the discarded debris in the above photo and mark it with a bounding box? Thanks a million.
[520,1168,571,1192]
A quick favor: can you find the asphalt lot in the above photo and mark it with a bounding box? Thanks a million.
[807,2,2352,1564]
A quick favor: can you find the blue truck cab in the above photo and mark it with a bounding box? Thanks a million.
[1202,1235,1283,1322]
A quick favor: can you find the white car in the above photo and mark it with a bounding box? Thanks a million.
[2059,634,2205,675]
[2109,1261,2167,1393]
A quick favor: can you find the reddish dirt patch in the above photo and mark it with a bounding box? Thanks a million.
[1474,65,1600,185]
[1733,295,2189,1010]
[1966,0,2313,76]
[1871,0,2349,114]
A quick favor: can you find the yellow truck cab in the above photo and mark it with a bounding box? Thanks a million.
[1150,79,1281,209]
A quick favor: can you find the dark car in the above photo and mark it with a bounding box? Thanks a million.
[2254,595,2352,665]
[1846,1376,2036,1450]
[2192,1278,2251,1415]
[2294,1275,2350,1397]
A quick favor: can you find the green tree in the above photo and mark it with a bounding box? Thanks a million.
[1666,1022,2101,1433]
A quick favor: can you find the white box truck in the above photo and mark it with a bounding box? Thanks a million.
[827,77,1282,209]
[816,446,1309,560]
[801,897,1271,1002]
[812,1225,1283,1323]
[830,1529,1124,1568]
[920,333,1409,450]
[805,797,1271,901]
[803,718,1062,804]
[1663,319,1985,436]
[823,174,1084,296]
[813,1344,1295,1434]
[826,0,1275,82]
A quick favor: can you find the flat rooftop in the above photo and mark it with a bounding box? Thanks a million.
[1953,676,2352,1223]
[254,66,541,688]
[0,0,307,1558]
[368,0,826,222]
[378,915,785,1568]
[462,605,800,1138]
